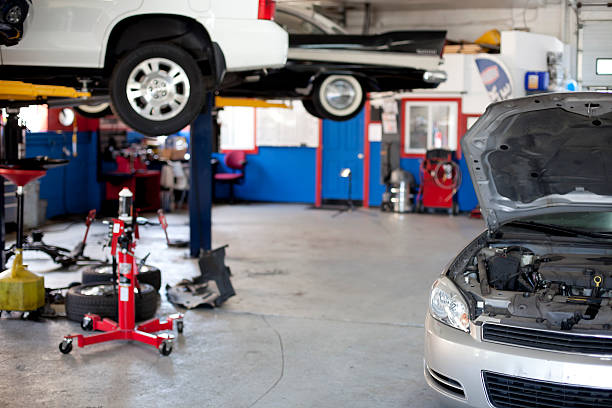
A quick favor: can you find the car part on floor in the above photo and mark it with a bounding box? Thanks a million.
[157,209,189,248]
[416,149,461,215]
[60,188,183,356]
[167,245,234,309]
[5,209,102,267]
[29,282,82,319]
[64,282,158,322]
[81,263,161,291]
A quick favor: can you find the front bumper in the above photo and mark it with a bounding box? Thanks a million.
[423,313,612,408]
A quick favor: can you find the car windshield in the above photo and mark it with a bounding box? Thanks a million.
[521,211,612,233]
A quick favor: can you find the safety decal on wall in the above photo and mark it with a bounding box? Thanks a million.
[475,56,513,102]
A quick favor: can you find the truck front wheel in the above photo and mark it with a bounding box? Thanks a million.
[110,43,206,135]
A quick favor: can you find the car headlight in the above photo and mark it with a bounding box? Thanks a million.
[429,277,470,332]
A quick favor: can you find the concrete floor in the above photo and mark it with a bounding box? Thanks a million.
[0,204,484,407]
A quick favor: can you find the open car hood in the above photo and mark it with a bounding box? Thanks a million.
[461,92,612,232]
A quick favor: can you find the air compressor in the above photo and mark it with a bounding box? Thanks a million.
[416,149,461,215]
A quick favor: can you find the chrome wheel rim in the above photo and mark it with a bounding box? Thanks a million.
[6,6,23,24]
[324,79,357,110]
[125,58,190,122]
[80,285,114,296]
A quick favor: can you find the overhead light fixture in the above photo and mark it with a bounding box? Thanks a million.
[339,168,351,178]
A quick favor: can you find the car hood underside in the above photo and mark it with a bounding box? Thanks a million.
[461,92,612,231]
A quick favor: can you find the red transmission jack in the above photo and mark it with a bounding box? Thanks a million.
[59,188,183,356]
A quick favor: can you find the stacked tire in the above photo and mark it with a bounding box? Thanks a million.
[64,263,162,322]
[81,264,161,291]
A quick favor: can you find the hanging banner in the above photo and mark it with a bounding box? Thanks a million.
[475,56,513,102]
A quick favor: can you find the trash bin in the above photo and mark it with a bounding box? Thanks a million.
[381,169,414,213]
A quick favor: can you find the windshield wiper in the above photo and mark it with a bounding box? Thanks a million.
[506,221,612,240]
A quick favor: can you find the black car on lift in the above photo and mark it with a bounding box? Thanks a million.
[219,5,447,121]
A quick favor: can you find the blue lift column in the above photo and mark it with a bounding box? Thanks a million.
[189,93,213,257]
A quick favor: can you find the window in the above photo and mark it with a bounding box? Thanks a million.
[256,101,319,147]
[403,101,458,154]
[218,107,255,151]
[275,11,325,35]
[466,115,480,130]
[596,58,612,75]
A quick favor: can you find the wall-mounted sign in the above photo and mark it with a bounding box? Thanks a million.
[475,56,512,102]
[368,123,382,142]
[381,112,398,134]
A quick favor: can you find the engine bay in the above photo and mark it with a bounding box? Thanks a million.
[455,244,612,331]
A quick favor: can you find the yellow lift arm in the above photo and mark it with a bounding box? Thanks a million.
[215,96,290,109]
[0,80,90,101]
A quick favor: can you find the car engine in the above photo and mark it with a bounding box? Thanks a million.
[456,245,612,331]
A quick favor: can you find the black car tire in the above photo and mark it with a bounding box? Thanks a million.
[65,283,158,322]
[74,103,113,119]
[301,99,327,120]
[110,42,206,136]
[81,263,162,291]
[312,75,365,122]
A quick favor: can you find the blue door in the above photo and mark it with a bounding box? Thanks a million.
[322,110,364,201]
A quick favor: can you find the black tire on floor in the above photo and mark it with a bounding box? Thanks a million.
[65,283,159,322]
[81,264,161,291]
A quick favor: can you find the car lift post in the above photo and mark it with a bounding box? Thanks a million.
[189,93,214,257]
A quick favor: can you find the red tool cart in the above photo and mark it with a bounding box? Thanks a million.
[416,149,461,215]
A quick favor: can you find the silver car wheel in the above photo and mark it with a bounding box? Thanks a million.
[317,75,364,118]
[324,78,357,110]
[125,57,191,122]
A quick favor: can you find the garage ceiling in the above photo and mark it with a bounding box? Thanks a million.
[278,0,554,11]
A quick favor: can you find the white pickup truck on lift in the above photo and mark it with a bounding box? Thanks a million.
[0,0,288,135]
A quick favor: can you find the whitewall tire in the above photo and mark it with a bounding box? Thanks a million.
[312,75,365,121]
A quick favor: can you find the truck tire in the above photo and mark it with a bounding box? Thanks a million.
[110,42,206,136]
[81,263,162,291]
[65,283,158,322]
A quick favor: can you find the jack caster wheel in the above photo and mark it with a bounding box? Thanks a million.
[159,340,173,356]
[176,321,184,334]
[59,339,73,354]
[81,316,94,331]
